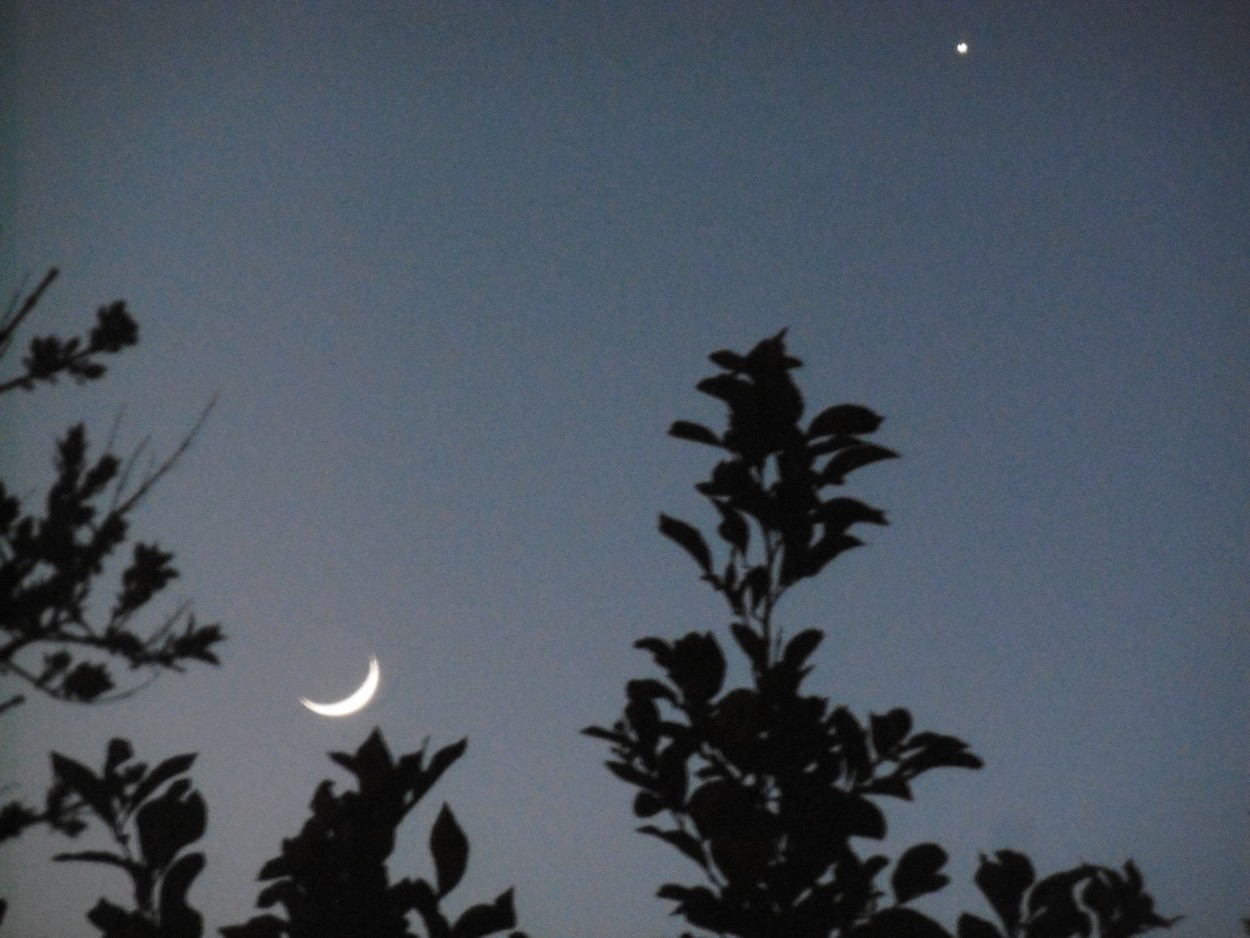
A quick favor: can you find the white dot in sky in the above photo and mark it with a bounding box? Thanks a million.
[956,42,969,55]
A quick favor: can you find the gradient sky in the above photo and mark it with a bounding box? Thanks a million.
[2,4,1247,937]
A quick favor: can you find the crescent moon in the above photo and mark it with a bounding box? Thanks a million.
[299,655,380,717]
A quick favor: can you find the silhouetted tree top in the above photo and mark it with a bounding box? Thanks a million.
[586,329,1176,938]
[0,269,224,715]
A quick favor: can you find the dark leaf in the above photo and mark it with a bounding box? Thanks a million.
[847,794,887,840]
[893,842,950,904]
[695,373,752,410]
[256,855,288,882]
[50,752,114,824]
[821,444,899,485]
[51,849,133,871]
[61,662,113,701]
[669,420,722,448]
[451,888,516,938]
[658,513,713,573]
[870,709,913,758]
[86,897,156,938]
[668,632,726,703]
[423,738,469,793]
[580,725,626,745]
[974,850,1035,935]
[730,622,767,670]
[401,878,450,938]
[742,565,771,611]
[158,852,205,938]
[633,791,663,818]
[626,678,676,703]
[831,707,872,782]
[781,629,823,671]
[430,803,470,897]
[816,497,888,531]
[105,739,134,776]
[713,500,750,554]
[808,404,884,438]
[136,789,207,872]
[708,349,748,371]
[131,753,198,810]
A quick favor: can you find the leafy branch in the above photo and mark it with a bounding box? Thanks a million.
[223,729,530,938]
[0,271,224,711]
[586,331,1174,938]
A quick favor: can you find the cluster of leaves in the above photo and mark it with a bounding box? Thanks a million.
[960,851,1176,938]
[0,269,223,715]
[19,738,208,938]
[659,328,897,651]
[223,729,528,938]
[586,331,1174,938]
[0,268,138,395]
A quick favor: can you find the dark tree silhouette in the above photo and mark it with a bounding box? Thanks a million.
[585,330,1178,938]
[0,268,224,715]
[45,738,208,938]
[1,271,526,938]
[0,270,224,923]
[3,294,1198,936]
[222,729,528,938]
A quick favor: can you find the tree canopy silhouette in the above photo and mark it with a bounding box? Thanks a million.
[2,283,1186,937]
[585,329,1177,938]
[0,268,223,716]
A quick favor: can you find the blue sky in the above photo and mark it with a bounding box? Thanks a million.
[2,4,1247,936]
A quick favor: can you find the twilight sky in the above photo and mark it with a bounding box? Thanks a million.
[2,4,1247,937]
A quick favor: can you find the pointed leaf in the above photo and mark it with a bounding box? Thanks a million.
[633,791,663,818]
[708,349,748,371]
[713,500,750,554]
[451,888,516,938]
[416,738,468,803]
[730,623,767,670]
[105,739,134,776]
[136,789,207,872]
[51,849,133,871]
[158,852,206,938]
[893,842,950,904]
[50,752,114,824]
[430,803,470,897]
[658,514,713,573]
[821,444,899,485]
[808,404,883,438]
[131,753,197,810]
[669,421,722,448]
[781,629,823,671]
[870,708,913,758]
[580,725,626,745]
[695,373,752,410]
[974,850,1035,934]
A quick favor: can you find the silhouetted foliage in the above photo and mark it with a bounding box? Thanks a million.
[222,729,528,938]
[0,270,223,925]
[2,295,1198,936]
[586,330,1178,938]
[43,737,208,938]
[0,269,224,716]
